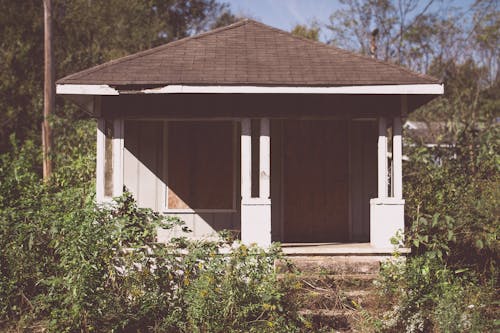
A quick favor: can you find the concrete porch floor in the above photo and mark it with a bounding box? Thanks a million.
[280,242,410,256]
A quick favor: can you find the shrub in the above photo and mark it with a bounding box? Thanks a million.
[0,137,303,332]
[377,256,496,333]
[180,244,301,333]
[371,125,499,332]
[404,126,499,275]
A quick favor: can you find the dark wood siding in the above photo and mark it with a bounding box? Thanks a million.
[283,119,349,242]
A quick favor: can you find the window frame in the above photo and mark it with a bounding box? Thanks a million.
[162,119,238,213]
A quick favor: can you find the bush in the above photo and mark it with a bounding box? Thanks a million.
[404,126,499,275]
[0,135,303,332]
[370,125,499,332]
[377,256,496,333]
[180,244,301,333]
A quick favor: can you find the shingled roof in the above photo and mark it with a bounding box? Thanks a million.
[57,19,440,87]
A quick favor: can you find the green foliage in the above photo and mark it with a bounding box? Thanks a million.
[291,23,320,41]
[0,0,236,153]
[0,136,303,332]
[181,244,301,333]
[377,256,497,332]
[370,120,499,332]
[404,125,499,275]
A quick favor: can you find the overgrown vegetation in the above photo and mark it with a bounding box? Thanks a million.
[1,0,499,332]
[369,123,499,333]
[0,135,306,332]
[372,41,499,332]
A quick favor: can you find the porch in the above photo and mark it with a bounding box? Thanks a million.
[92,93,408,249]
[55,20,443,250]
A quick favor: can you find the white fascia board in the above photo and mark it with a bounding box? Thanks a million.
[142,84,444,95]
[56,83,444,95]
[56,84,119,95]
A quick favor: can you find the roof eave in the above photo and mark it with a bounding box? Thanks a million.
[57,83,444,95]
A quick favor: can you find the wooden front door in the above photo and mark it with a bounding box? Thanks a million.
[283,119,349,242]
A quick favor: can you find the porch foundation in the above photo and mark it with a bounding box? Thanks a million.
[241,198,271,246]
[370,198,405,248]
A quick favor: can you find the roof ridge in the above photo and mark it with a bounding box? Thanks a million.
[246,20,440,84]
[57,19,251,83]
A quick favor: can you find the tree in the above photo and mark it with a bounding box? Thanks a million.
[0,0,236,155]
[0,2,44,154]
[291,23,320,41]
[326,0,457,70]
[326,0,499,122]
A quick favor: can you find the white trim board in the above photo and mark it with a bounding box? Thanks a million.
[57,83,444,95]
[57,84,119,95]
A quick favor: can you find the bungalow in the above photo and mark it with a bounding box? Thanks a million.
[56,19,443,249]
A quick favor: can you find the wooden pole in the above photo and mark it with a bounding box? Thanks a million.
[43,0,54,180]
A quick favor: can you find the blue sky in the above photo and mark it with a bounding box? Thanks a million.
[221,0,476,41]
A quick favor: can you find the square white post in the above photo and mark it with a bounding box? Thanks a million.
[96,118,105,203]
[259,118,270,199]
[112,118,124,197]
[377,116,388,198]
[241,119,252,200]
[393,116,403,199]
[241,118,271,247]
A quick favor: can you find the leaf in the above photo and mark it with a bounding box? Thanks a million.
[432,213,440,227]
[420,217,428,226]
[28,233,34,250]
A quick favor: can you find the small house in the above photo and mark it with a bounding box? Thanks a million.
[56,20,443,249]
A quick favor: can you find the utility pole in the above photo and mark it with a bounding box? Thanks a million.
[43,0,54,180]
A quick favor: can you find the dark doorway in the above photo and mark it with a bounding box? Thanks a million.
[283,119,349,242]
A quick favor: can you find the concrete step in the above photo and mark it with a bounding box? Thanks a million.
[298,309,354,332]
[295,285,376,309]
[278,255,388,275]
[276,255,391,331]
[296,289,354,311]
[294,273,378,290]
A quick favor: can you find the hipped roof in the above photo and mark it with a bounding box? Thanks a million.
[57,19,440,87]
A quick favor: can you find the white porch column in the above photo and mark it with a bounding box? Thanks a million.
[377,116,388,198]
[241,119,252,200]
[259,118,270,199]
[241,118,272,247]
[370,114,405,248]
[112,118,124,197]
[392,116,403,199]
[96,118,105,203]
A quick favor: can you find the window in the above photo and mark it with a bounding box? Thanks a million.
[167,121,235,210]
